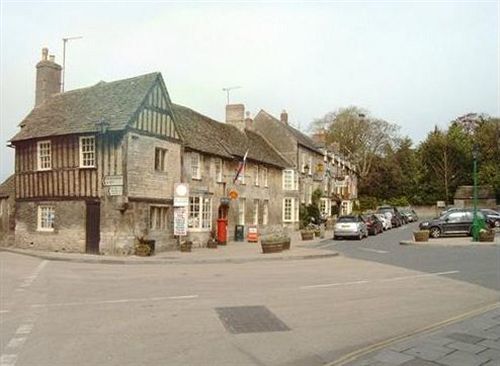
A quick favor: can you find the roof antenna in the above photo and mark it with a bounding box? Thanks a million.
[61,35,83,92]
[222,86,241,104]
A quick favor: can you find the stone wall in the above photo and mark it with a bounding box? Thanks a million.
[14,200,86,252]
[0,196,15,245]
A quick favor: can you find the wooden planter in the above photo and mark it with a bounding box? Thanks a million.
[301,231,314,241]
[206,239,218,249]
[282,238,291,250]
[180,241,192,252]
[135,239,155,256]
[413,230,430,242]
[261,240,284,254]
[479,230,495,242]
[314,230,321,238]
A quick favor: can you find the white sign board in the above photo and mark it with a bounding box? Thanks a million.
[104,175,123,187]
[108,186,123,196]
[174,207,188,236]
[174,183,189,207]
[436,201,446,208]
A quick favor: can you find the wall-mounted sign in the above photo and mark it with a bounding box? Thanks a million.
[174,206,188,236]
[104,175,123,187]
[228,189,239,200]
[108,186,123,196]
[316,163,324,173]
[174,183,189,207]
[436,201,446,208]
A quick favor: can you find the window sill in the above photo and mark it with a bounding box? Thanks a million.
[37,168,52,172]
[37,228,54,233]
[79,166,96,169]
[192,177,202,181]
[188,228,211,232]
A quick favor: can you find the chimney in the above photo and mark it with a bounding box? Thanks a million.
[225,104,245,131]
[244,111,253,130]
[35,47,62,106]
[280,110,288,124]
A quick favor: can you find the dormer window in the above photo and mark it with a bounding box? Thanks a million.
[37,140,52,171]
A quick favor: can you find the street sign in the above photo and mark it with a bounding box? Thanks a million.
[103,175,123,186]
[108,186,123,196]
[174,183,189,207]
[228,189,239,200]
[174,206,188,236]
[436,201,446,208]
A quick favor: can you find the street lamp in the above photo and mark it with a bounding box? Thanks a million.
[471,143,482,241]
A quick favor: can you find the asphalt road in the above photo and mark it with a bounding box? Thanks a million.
[1,226,499,366]
[312,222,500,291]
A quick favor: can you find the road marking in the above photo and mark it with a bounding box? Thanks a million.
[15,324,33,335]
[0,310,9,314]
[300,270,460,290]
[0,354,17,366]
[31,294,199,308]
[325,302,500,366]
[18,260,47,289]
[358,248,389,254]
[6,338,26,350]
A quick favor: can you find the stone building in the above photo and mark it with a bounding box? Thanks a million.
[173,103,290,246]
[9,49,182,255]
[0,175,15,245]
[454,185,496,209]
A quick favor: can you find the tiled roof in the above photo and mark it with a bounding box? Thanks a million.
[254,110,322,154]
[172,104,290,168]
[11,72,160,142]
[0,175,15,198]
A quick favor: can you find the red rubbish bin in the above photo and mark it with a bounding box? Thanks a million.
[217,218,228,245]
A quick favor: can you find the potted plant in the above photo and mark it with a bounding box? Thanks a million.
[260,233,288,253]
[479,228,495,242]
[207,230,218,249]
[180,240,193,252]
[135,236,155,256]
[413,230,430,242]
[301,229,314,240]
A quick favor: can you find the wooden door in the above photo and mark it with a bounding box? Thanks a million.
[85,201,100,254]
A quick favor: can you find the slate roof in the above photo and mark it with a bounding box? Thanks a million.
[454,185,495,200]
[172,104,290,168]
[254,110,323,154]
[0,175,15,198]
[11,72,160,142]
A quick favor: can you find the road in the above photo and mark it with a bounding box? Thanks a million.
[313,222,500,291]
[1,225,499,366]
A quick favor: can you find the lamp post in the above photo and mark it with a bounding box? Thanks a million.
[472,144,479,241]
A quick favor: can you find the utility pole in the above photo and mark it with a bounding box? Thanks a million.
[222,86,241,104]
[62,36,83,92]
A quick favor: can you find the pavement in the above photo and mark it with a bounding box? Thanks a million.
[0,230,338,265]
[400,235,499,247]
[342,304,500,366]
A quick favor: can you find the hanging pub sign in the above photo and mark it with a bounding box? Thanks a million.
[228,189,239,200]
[174,183,189,207]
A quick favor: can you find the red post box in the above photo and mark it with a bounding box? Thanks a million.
[217,218,228,245]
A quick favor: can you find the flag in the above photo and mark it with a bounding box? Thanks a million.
[233,150,249,184]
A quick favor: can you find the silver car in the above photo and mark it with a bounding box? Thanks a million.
[334,215,368,240]
[375,213,392,230]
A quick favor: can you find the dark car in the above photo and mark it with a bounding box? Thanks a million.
[419,209,491,238]
[362,214,384,235]
[400,209,418,223]
[480,209,500,228]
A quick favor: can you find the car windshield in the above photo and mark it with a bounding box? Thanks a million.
[337,216,358,223]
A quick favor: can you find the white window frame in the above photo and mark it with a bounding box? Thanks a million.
[253,199,259,225]
[263,200,269,225]
[307,185,313,205]
[37,205,55,231]
[320,198,330,216]
[309,157,313,175]
[238,198,246,225]
[37,140,52,171]
[283,197,294,222]
[254,165,260,186]
[214,158,223,183]
[149,205,169,230]
[191,152,201,180]
[0,199,4,216]
[79,136,96,168]
[282,169,297,191]
[188,196,212,231]
[262,167,268,187]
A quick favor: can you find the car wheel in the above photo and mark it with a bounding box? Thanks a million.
[429,227,441,238]
[333,235,339,240]
[495,220,500,228]
[357,233,363,240]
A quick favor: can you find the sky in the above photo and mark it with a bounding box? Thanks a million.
[0,1,498,182]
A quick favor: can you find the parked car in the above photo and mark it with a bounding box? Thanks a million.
[375,213,392,230]
[362,214,384,235]
[333,215,368,240]
[419,209,492,238]
[480,209,500,228]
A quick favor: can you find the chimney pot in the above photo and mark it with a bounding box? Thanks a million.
[49,55,55,62]
[42,47,48,61]
[280,110,288,124]
[35,47,62,106]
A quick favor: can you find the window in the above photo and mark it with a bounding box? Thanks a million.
[79,136,95,168]
[307,185,313,205]
[155,148,168,172]
[254,166,259,186]
[191,152,201,179]
[283,197,294,222]
[37,140,51,171]
[238,198,246,225]
[0,199,4,216]
[38,205,55,231]
[214,158,223,183]
[263,200,269,225]
[150,206,169,230]
[283,169,297,190]
[301,154,306,173]
[253,199,259,225]
[309,157,313,175]
[320,198,330,216]
[188,196,212,230]
[262,167,268,187]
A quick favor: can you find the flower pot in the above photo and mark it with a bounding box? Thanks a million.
[260,240,284,254]
[282,238,291,250]
[180,240,192,252]
[135,243,152,256]
[301,231,314,241]
[413,230,429,242]
[206,239,218,249]
[479,230,495,242]
[314,230,321,237]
